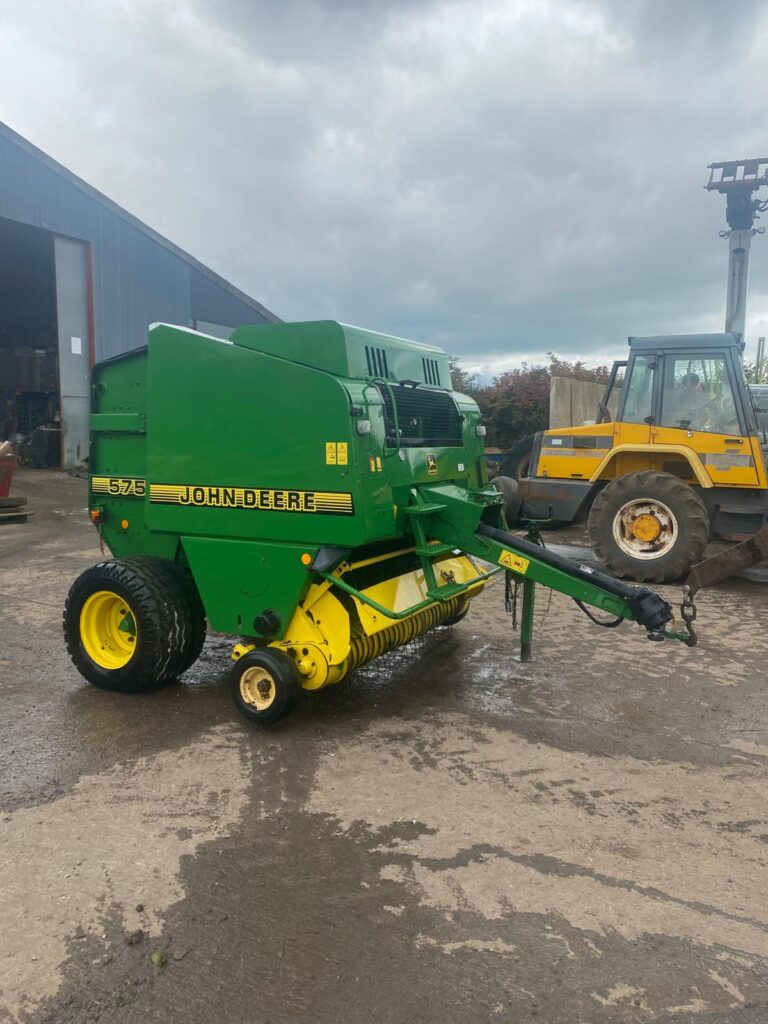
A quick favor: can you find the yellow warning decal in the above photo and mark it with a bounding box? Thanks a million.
[326,442,337,465]
[498,550,529,575]
[149,484,354,516]
[91,476,146,498]
[337,442,348,466]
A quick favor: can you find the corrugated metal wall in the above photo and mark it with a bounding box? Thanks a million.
[0,124,278,361]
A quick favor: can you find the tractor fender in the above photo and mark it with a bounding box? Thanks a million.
[589,444,712,488]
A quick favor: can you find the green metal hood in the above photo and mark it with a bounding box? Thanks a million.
[230,320,452,387]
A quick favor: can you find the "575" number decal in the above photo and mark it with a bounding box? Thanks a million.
[91,476,146,498]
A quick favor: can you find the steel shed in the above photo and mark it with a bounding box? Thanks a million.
[0,121,280,468]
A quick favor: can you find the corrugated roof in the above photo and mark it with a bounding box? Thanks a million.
[0,120,280,325]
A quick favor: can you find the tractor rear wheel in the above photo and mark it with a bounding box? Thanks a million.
[64,557,196,691]
[230,648,302,725]
[490,475,522,525]
[499,435,535,481]
[588,471,709,582]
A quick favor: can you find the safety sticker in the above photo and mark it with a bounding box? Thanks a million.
[325,442,337,465]
[426,453,438,475]
[497,550,529,575]
[337,442,348,466]
[91,476,146,498]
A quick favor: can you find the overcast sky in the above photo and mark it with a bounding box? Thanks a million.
[1,0,767,377]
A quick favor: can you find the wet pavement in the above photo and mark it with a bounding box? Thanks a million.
[2,468,768,1023]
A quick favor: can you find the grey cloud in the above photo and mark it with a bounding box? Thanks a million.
[1,0,767,375]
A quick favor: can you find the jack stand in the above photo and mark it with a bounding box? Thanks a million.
[517,520,545,661]
[520,579,535,661]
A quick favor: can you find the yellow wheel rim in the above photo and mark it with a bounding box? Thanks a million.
[239,666,277,711]
[80,590,138,670]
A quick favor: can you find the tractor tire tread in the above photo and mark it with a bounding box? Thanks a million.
[499,435,535,481]
[588,470,709,583]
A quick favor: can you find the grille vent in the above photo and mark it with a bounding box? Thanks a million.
[365,345,389,378]
[376,383,462,448]
[422,358,441,386]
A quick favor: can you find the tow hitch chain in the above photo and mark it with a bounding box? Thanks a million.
[679,584,698,647]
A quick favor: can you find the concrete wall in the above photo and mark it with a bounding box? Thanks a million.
[550,376,609,429]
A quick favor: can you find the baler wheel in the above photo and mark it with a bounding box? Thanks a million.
[165,566,206,672]
[64,558,194,691]
[230,648,301,726]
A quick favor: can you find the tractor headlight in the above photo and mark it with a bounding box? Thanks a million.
[356,420,372,435]
[476,425,487,437]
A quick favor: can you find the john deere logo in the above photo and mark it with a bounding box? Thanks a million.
[426,453,438,475]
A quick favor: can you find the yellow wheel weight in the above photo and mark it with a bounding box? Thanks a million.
[79,590,138,670]
[632,513,662,543]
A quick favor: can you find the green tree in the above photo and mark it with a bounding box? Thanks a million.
[448,356,479,394]
[449,352,611,450]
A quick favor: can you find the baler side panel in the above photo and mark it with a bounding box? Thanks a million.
[90,349,177,560]
[181,537,313,636]
[143,325,389,548]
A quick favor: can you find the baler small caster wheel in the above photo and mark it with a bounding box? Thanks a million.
[230,648,301,726]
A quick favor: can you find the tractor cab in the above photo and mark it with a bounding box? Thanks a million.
[600,334,756,447]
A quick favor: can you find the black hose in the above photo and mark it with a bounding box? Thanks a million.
[475,523,672,633]
[573,600,624,628]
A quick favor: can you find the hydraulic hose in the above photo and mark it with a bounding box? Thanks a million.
[475,523,673,635]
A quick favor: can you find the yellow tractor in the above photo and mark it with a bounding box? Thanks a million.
[513,332,768,582]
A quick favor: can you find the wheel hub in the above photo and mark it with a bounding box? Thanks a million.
[79,590,138,669]
[613,498,677,560]
[239,666,277,710]
[631,513,662,543]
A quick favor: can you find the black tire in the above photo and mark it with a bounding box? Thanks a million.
[588,471,710,582]
[64,557,195,692]
[230,648,301,726]
[172,568,207,672]
[490,475,522,525]
[141,559,207,673]
[500,435,535,481]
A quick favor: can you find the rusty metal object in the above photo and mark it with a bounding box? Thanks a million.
[679,585,698,647]
[685,524,768,595]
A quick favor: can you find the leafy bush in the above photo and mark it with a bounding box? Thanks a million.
[450,352,610,450]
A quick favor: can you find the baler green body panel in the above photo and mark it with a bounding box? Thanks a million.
[231,320,451,385]
[90,321,487,635]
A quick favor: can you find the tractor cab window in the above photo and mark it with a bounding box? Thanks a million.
[622,355,655,424]
[661,355,740,435]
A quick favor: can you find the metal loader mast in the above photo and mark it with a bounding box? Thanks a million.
[706,158,768,344]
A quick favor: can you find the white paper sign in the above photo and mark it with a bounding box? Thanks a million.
[71,336,82,355]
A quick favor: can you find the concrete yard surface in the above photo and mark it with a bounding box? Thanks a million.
[2,468,768,1023]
